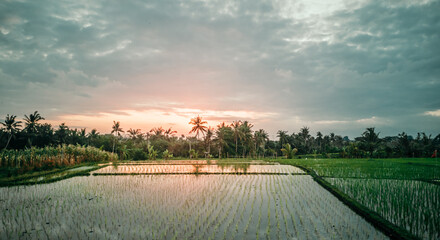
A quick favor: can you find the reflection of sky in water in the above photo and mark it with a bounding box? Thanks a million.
[94,164,304,174]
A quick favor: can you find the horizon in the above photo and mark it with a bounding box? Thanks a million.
[1,112,437,141]
[1,0,439,139]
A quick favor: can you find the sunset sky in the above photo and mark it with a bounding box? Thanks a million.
[1,0,439,139]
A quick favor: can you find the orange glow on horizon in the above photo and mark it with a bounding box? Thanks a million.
[44,108,278,136]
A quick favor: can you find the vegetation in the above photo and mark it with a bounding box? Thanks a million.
[0,145,117,177]
[1,112,439,162]
[327,178,439,239]
[274,158,440,239]
[2,112,439,163]
[280,143,298,159]
[0,171,386,239]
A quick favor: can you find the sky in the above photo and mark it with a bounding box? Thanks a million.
[0,0,439,139]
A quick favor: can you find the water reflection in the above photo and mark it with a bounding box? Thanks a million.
[93,161,304,174]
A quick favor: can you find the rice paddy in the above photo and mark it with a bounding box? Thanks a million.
[326,178,440,240]
[275,158,440,240]
[0,163,386,239]
[93,163,305,175]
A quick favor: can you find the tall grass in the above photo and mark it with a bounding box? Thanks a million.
[0,145,117,174]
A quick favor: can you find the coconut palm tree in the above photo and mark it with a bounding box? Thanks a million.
[24,111,45,133]
[111,121,124,153]
[150,127,165,136]
[55,123,69,144]
[316,131,323,152]
[298,126,311,153]
[164,127,177,138]
[128,128,142,140]
[188,115,208,139]
[361,127,380,157]
[215,124,227,158]
[1,114,22,149]
[231,120,242,157]
[23,111,45,147]
[204,127,214,156]
[87,129,99,145]
[239,121,253,158]
[254,129,269,158]
[277,130,289,153]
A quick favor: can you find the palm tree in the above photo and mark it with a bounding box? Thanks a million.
[204,127,214,157]
[316,131,323,152]
[215,124,228,158]
[188,115,208,139]
[1,114,22,149]
[111,121,124,153]
[231,120,242,157]
[254,129,269,158]
[150,127,165,136]
[55,123,69,144]
[24,111,44,133]
[23,111,45,147]
[164,127,177,138]
[87,129,99,145]
[277,130,289,153]
[281,143,298,159]
[239,121,253,158]
[298,126,311,153]
[128,128,141,140]
[361,127,380,157]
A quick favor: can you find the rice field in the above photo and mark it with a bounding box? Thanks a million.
[0,164,386,239]
[275,158,440,180]
[326,178,440,240]
[273,158,440,240]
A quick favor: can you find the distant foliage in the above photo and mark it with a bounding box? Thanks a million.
[1,111,439,160]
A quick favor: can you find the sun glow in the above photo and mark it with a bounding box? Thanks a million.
[46,108,277,135]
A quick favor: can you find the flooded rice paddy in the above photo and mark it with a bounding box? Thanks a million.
[94,163,305,175]
[0,163,387,239]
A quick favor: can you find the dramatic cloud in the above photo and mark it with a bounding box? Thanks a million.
[1,0,439,138]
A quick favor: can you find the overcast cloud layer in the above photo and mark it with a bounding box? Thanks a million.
[1,0,439,138]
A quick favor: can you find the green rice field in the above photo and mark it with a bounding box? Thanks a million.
[275,158,440,240]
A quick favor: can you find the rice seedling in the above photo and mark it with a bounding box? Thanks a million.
[327,177,440,240]
[0,169,386,239]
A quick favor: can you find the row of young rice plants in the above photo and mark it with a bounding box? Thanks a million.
[326,178,440,240]
[275,158,440,180]
[0,171,387,239]
[274,158,439,239]
[0,145,117,174]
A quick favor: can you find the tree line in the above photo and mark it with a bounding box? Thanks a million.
[1,112,439,159]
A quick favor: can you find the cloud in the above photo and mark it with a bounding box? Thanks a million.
[424,110,440,117]
[0,0,439,138]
